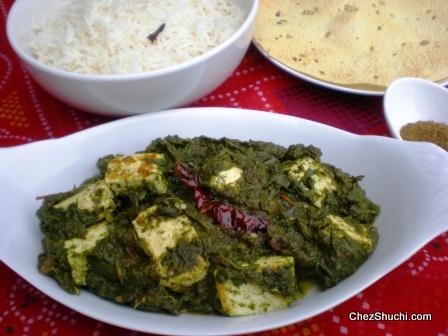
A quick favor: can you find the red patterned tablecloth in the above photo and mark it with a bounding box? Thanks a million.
[1,1,448,335]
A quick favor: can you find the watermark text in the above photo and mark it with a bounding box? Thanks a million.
[349,311,432,321]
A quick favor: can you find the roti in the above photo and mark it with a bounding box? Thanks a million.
[253,0,448,89]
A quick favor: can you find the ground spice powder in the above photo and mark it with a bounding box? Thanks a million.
[400,121,448,151]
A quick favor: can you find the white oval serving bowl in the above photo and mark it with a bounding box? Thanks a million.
[1,107,448,336]
[6,0,258,116]
[384,77,448,139]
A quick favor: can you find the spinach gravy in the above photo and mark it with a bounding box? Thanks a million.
[37,136,380,316]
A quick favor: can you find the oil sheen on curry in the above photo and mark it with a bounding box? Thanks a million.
[37,136,380,316]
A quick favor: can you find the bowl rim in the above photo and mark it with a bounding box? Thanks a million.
[6,0,259,82]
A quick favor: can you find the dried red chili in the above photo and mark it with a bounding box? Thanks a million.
[174,163,267,233]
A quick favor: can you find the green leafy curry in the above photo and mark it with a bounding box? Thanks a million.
[37,136,380,316]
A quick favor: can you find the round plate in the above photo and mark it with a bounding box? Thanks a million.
[254,43,448,96]
[254,43,384,96]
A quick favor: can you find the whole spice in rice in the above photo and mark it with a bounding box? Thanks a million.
[400,121,448,151]
[147,23,166,43]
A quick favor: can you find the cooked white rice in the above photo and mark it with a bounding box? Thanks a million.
[23,0,245,75]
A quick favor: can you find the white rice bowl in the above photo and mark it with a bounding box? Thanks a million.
[22,0,246,74]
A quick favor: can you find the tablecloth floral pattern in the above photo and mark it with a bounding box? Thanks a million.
[1,1,447,335]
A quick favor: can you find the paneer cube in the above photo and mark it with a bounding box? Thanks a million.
[64,221,109,286]
[325,215,375,249]
[286,156,336,207]
[105,153,167,194]
[133,206,208,291]
[209,166,243,191]
[133,206,196,260]
[316,215,378,287]
[54,180,115,221]
[215,256,298,316]
[216,280,288,316]
[254,255,295,272]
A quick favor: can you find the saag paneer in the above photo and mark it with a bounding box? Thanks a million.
[37,136,380,316]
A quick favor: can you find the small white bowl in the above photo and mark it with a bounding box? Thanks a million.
[6,0,258,116]
[384,77,448,139]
